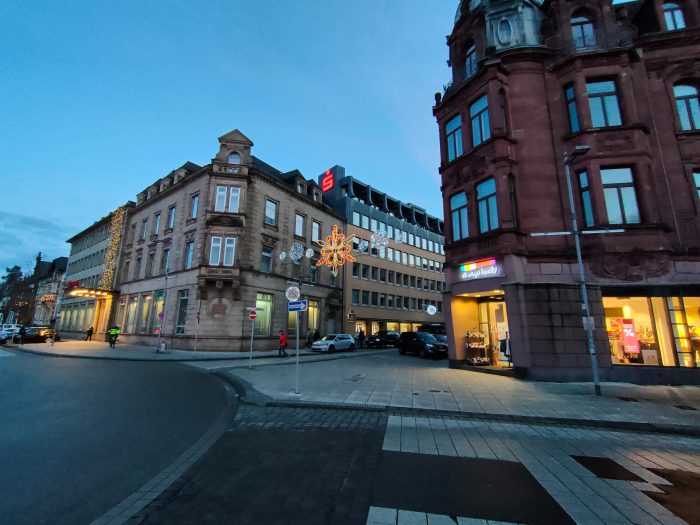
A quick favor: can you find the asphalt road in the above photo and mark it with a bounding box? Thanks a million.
[0,350,228,525]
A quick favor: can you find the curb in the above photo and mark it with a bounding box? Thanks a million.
[264,399,700,437]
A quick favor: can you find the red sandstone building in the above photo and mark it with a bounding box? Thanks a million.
[434,0,700,383]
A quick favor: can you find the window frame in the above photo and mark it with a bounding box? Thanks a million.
[190,194,199,220]
[476,178,499,233]
[222,237,236,267]
[264,199,278,227]
[167,206,176,229]
[565,84,580,133]
[663,3,686,31]
[209,236,222,266]
[674,84,700,131]
[184,241,194,269]
[571,15,597,49]
[450,191,469,241]
[260,246,273,273]
[600,167,641,225]
[470,95,491,147]
[465,44,478,79]
[445,114,464,162]
[578,171,595,228]
[294,212,305,238]
[587,80,622,128]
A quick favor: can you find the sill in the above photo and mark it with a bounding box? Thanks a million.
[675,129,700,138]
[293,235,306,241]
[137,239,145,245]
[164,228,173,235]
[263,222,278,232]
[185,218,197,226]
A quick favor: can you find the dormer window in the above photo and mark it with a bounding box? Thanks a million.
[465,44,478,79]
[571,16,597,49]
[228,152,241,164]
[664,3,686,31]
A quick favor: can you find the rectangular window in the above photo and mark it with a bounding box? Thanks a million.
[153,213,161,236]
[312,221,321,242]
[470,95,491,147]
[190,194,199,219]
[134,257,142,281]
[409,254,415,267]
[254,293,273,336]
[578,171,595,227]
[175,290,189,335]
[138,293,152,334]
[371,292,378,306]
[361,215,369,230]
[223,237,236,266]
[395,250,401,263]
[421,238,427,250]
[371,267,378,281]
[352,289,360,304]
[295,213,305,237]
[184,242,194,269]
[371,218,378,232]
[362,290,369,306]
[209,236,222,265]
[140,219,148,240]
[565,85,580,133]
[477,178,499,233]
[465,45,478,79]
[352,262,360,278]
[161,248,170,274]
[387,247,393,261]
[145,252,155,278]
[362,264,369,279]
[264,199,277,226]
[408,233,414,246]
[587,80,622,127]
[228,187,240,212]
[260,246,273,273]
[387,295,393,309]
[445,115,463,162]
[388,270,395,284]
[352,211,361,226]
[215,186,227,212]
[694,171,700,199]
[167,206,176,229]
[402,252,408,265]
[380,268,386,282]
[601,167,640,224]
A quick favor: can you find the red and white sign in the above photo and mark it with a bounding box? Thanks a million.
[249,310,257,321]
[321,169,334,192]
[621,318,640,355]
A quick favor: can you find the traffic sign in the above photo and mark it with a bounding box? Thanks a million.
[287,300,308,312]
[249,310,257,320]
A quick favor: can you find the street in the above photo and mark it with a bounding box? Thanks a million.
[0,349,228,525]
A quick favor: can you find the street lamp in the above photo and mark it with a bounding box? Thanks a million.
[155,271,169,353]
[563,145,602,396]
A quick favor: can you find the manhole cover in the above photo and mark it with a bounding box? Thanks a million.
[674,405,697,411]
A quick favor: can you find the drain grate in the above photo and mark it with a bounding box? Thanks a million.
[674,405,697,411]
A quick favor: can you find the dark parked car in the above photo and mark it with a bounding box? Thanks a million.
[366,330,400,348]
[13,326,61,344]
[397,331,448,359]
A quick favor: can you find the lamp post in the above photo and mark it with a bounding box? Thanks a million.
[155,271,169,353]
[563,145,601,396]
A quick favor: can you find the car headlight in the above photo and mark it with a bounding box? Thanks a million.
[425,344,434,349]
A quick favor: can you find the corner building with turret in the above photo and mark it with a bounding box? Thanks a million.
[434,0,700,383]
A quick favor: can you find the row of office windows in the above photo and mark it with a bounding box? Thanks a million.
[351,262,444,292]
[133,194,199,244]
[351,212,445,255]
[263,198,323,243]
[66,249,106,276]
[351,238,444,272]
[351,289,443,312]
[70,225,109,255]
[446,81,700,164]
[117,290,189,336]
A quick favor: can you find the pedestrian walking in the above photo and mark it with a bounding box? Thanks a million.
[108,325,120,348]
[278,330,289,357]
[358,328,365,349]
[306,329,314,348]
[17,326,26,345]
[313,329,320,342]
[85,326,94,341]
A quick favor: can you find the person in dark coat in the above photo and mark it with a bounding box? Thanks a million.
[313,329,320,342]
[358,328,365,349]
[85,326,94,341]
[18,326,26,345]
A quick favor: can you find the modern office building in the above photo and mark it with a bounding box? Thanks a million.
[60,204,133,340]
[114,130,345,351]
[434,0,700,383]
[320,166,446,336]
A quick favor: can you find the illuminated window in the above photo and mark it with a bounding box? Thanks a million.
[571,16,597,48]
[175,290,189,334]
[587,80,622,127]
[465,44,478,79]
[664,3,686,31]
[578,171,595,227]
[601,167,640,224]
[264,199,277,226]
[450,192,468,241]
[470,95,491,147]
[674,85,700,131]
[445,115,463,162]
[565,84,580,133]
[477,178,499,233]
[254,292,273,336]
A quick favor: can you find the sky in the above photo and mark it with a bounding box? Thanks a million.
[0,0,457,274]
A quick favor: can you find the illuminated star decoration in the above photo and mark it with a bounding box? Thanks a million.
[316,224,356,276]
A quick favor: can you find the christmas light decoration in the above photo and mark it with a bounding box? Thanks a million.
[316,224,356,276]
[279,251,287,262]
[371,230,390,250]
[98,206,126,290]
[426,305,437,316]
[305,248,315,259]
[285,286,301,302]
[358,240,369,252]
[289,242,305,262]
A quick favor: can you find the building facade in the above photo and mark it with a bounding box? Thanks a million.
[31,255,68,325]
[321,167,446,335]
[434,0,700,383]
[60,205,132,339]
[114,130,345,351]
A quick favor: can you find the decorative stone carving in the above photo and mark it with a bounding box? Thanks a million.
[591,251,671,281]
[207,215,244,228]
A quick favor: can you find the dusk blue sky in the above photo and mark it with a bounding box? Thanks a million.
[0,1,456,273]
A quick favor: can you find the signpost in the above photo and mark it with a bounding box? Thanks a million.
[245,306,263,369]
[288,300,308,394]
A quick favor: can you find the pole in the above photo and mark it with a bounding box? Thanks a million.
[50,274,65,346]
[564,155,602,396]
[249,317,255,369]
[194,300,201,352]
[156,272,169,353]
[295,311,300,394]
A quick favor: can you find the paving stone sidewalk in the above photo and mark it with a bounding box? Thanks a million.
[221,353,700,434]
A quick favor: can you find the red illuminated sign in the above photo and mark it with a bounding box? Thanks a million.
[66,280,81,288]
[321,170,334,192]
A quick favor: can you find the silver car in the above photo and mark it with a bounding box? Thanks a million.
[310,334,356,353]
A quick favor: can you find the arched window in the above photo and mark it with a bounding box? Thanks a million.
[663,3,686,31]
[465,44,478,79]
[674,84,700,130]
[450,192,469,241]
[228,152,241,164]
[571,15,597,49]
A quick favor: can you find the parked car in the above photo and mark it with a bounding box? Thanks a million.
[13,326,60,344]
[0,324,22,344]
[397,331,448,359]
[311,334,356,353]
[366,330,400,348]
[418,323,446,335]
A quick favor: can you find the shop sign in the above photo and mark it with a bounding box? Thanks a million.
[66,280,81,288]
[621,318,640,355]
[459,258,503,281]
[40,294,57,303]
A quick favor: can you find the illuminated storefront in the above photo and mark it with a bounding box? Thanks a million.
[603,296,699,368]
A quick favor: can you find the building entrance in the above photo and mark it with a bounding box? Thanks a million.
[478,299,510,362]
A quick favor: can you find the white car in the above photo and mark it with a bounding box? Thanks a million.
[310,334,356,353]
[0,324,22,344]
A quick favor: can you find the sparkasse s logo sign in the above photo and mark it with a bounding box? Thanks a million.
[321,169,334,192]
